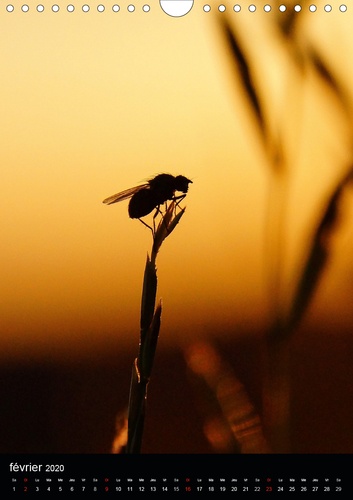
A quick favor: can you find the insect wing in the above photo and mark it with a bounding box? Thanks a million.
[102,183,149,205]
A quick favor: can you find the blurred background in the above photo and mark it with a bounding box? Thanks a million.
[1,2,353,453]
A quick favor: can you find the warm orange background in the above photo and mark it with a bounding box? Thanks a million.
[1,4,353,362]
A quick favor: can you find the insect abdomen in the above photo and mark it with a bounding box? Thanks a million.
[128,189,158,219]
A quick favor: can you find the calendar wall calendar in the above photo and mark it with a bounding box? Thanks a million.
[1,1,352,496]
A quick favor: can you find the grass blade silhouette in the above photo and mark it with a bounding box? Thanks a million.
[218,16,266,140]
[287,166,353,333]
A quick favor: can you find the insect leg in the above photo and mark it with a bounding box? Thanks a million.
[138,218,154,235]
[172,194,186,214]
[152,205,164,234]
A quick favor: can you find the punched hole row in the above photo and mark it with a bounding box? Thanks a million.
[4,4,147,12]
[212,4,347,12]
[3,3,348,13]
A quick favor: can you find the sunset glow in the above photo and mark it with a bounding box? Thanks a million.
[1,4,353,361]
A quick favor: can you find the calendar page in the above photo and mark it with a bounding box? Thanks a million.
[1,1,352,496]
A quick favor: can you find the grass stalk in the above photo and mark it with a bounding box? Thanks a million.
[215,9,353,453]
[125,200,187,453]
[185,340,269,453]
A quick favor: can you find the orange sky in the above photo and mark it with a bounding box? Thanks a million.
[1,4,353,360]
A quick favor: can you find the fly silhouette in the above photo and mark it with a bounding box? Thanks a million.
[103,173,192,231]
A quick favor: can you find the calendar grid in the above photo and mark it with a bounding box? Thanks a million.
[3,454,350,496]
